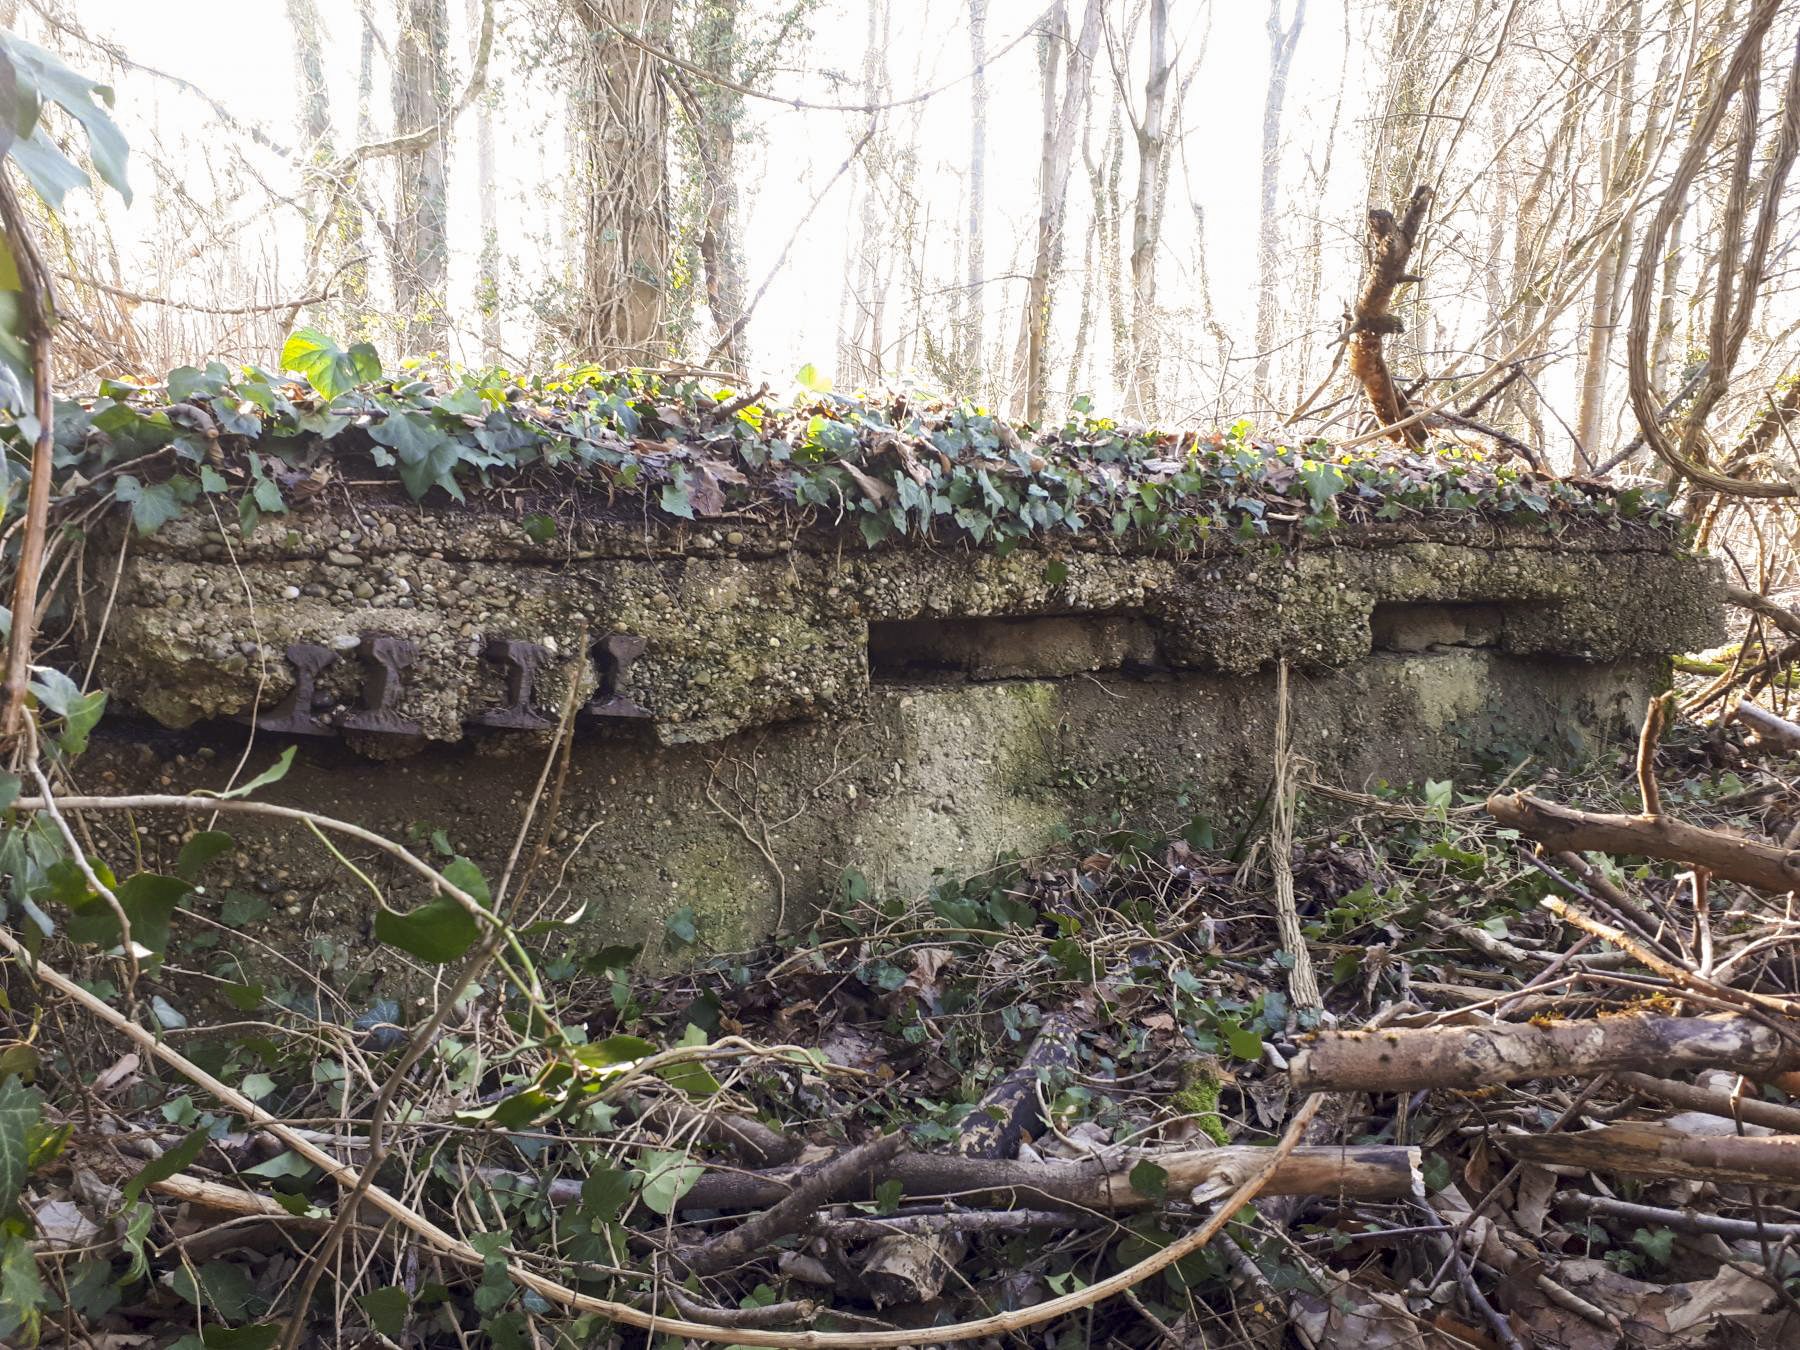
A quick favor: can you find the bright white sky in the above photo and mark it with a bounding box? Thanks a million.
[70,0,1379,413]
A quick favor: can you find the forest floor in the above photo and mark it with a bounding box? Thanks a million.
[15,696,1800,1350]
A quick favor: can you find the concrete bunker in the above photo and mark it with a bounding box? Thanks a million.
[70,484,1726,971]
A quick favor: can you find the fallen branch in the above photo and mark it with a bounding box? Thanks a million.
[1288,1013,1800,1094]
[816,1209,1093,1242]
[1503,1124,1800,1186]
[1733,699,1800,754]
[1557,1191,1800,1243]
[506,1141,1420,1213]
[1725,586,1800,642]
[675,1131,909,1279]
[632,1093,800,1169]
[1486,790,1800,893]
[1610,1070,1800,1133]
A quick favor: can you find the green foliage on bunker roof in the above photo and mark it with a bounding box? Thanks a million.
[22,329,1679,549]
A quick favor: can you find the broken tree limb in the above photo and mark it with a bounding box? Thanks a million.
[1725,585,1800,642]
[1348,185,1432,448]
[1486,790,1800,893]
[1610,1071,1800,1133]
[500,1143,1419,1214]
[676,1131,909,1279]
[1288,1013,1800,1094]
[1732,699,1800,755]
[630,1093,800,1169]
[819,1209,1094,1242]
[1502,1124,1800,1186]
[859,1011,1081,1306]
[1556,1192,1800,1243]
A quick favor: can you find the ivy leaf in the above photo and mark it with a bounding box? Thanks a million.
[1127,1159,1168,1202]
[660,473,695,520]
[4,34,130,204]
[280,328,382,402]
[121,1124,209,1204]
[375,892,479,964]
[0,1229,47,1346]
[358,1287,410,1338]
[112,475,183,534]
[203,747,295,800]
[0,1073,43,1211]
[175,830,234,882]
[794,362,832,394]
[578,1166,638,1223]
[634,1149,703,1215]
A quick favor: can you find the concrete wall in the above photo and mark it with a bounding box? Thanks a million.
[73,499,1723,978]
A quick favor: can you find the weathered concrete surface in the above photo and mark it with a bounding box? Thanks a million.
[71,495,1724,980]
[86,647,1658,977]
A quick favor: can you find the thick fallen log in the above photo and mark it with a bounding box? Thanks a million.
[1503,1124,1800,1186]
[1486,790,1800,893]
[1288,1013,1800,1094]
[497,1143,1420,1214]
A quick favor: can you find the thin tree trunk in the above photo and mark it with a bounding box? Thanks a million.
[965,0,988,385]
[1025,0,1102,423]
[568,0,674,364]
[1574,3,1643,463]
[679,0,749,371]
[392,0,452,355]
[1252,0,1307,409]
[467,0,500,362]
[1123,0,1173,419]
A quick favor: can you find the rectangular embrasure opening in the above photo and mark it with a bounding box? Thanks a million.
[868,615,1163,683]
[1370,602,1505,652]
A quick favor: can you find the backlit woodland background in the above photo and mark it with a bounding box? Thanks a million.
[26,0,1800,486]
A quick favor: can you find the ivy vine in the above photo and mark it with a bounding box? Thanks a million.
[16,329,1678,549]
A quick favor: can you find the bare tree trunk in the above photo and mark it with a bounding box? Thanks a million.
[839,1,889,385]
[672,0,749,372]
[392,0,452,355]
[1122,0,1173,419]
[964,0,988,386]
[467,0,500,363]
[568,0,674,364]
[286,0,342,333]
[1574,2,1643,463]
[1251,0,1307,410]
[1024,0,1101,422]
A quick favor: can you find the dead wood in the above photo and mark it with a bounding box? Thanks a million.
[1486,789,1800,893]
[524,1142,1420,1214]
[1288,1013,1800,1094]
[1557,1192,1800,1242]
[631,1093,800,1168]
[1610,1070,1800,1133]
[1725,586,1800,642]
[859,1012,1082,1306]
[1502,1123,1800,1186]
[819,1209,1094,1242]
[675,1130,908,1279]
[1733,699,1800,755]
[1347,185,1432,448]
